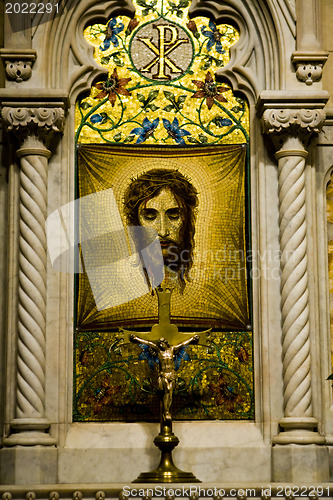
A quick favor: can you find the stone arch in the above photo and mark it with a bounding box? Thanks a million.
[45,0,135,100]
[41,0,290,438]
[45,0,293,105]
[188,0,293,103]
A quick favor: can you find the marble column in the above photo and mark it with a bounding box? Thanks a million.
[1,106,65,447]
[257,92,329,481]
[262,107,325,445]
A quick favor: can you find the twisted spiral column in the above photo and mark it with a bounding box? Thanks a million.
[278,150,311,418]
[261,107,326,445]
[274,149,323,443]
[1,106,65,445]
[16,149,49,420]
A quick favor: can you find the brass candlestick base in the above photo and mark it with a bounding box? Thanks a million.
[133,425,201,483]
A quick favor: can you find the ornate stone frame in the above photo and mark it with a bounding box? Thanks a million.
[0,0,331,485]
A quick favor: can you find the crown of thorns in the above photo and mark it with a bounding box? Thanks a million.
[123,169,198,217]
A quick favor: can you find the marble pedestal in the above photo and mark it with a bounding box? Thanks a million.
[0,447,58,485]
[272,444,330,482]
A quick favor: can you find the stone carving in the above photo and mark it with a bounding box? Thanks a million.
[291,52,328,86]
[0,49,37,82]
[295,63,323,86]
[262,108,326,136]
[2,107,65,146]
[1,105,65,445]
[16,150,49,421]
[49,493,59,500]
[164,495,175,500]
[2,494,12,500]
[95,493,105,500]
[261,104,326,444]
[4,60,34,82]
[276,148,312,418]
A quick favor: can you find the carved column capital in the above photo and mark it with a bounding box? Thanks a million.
[1,106,65,148]
[261,108,326,150]
[0,90,69,146]
[261,108,326,136]
[257,91,329,150]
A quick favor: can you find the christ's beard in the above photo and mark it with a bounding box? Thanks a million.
[162,242,189,273]
[159,240,178,264]
[136,236,192,290]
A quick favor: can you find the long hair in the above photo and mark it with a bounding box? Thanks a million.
[123,169,198,289]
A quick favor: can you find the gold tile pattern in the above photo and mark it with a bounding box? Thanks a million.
[76,145,250,330]
[74,0,253,422]
[75,0,249,145]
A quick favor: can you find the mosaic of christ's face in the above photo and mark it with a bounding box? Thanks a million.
[138,187,183,260]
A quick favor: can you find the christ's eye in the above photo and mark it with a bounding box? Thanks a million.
[141,209,157,221]
[166,208,181,220]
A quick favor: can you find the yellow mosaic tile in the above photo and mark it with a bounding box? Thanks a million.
[75,0,249,145]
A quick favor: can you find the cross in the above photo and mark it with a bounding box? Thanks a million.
[117,287,211,426]
[118,287,210,482]
[139,24,189,79]
[117,287,211,347]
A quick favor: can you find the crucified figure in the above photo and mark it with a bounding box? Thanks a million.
[130,334,199,425]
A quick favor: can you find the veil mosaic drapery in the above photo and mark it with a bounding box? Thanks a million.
[327,178,333,377]
[74,0,253,422]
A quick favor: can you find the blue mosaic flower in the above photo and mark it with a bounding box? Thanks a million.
[174,347,190,371]
[130,117,159,144]
[90,113,103,123]
[138,344,159,370]
[90,112,110,125]
[100,18,124,51]
[201,20,225,54]
[162,117,191,145]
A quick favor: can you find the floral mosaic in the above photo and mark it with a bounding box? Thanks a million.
[74,330,253,421]
[74,0,253,422]
[75,0,249,145]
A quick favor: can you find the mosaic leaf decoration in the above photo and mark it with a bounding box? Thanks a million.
[74,0,253,423]
[75,0,249,145]
[74,330,254,421]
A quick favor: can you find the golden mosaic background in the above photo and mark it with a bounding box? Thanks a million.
[74,0,253,422]
[75,0,249,145]
[76,145,250,331]
[327,179,333,372]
